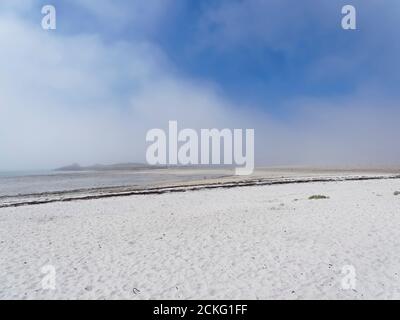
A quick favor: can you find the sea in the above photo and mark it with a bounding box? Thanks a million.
[0,169,226,197]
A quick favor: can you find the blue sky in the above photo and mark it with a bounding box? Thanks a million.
[26,0,400,108]
[0,1,399,169]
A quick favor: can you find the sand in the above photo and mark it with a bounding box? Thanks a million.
[1,178,400,299]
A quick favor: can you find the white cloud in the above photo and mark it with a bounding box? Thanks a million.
[0,11,245,170]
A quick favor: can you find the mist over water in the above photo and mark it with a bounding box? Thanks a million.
[1,2,400,171]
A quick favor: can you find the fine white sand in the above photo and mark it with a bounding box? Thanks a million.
[1,178,400,299]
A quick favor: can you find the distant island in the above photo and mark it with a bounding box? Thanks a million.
[55,163,167,171]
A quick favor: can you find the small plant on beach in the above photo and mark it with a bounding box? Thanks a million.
[308,195,330,200]
[394,191,400,196]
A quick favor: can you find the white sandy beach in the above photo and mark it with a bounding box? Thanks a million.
[1,177,400,299]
